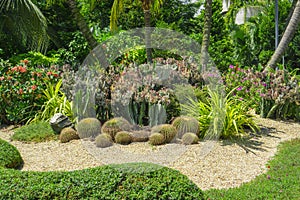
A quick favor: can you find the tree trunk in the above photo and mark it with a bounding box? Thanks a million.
[144,9,152,64]
[66,0,98,49]
[267,0,300,69]
[201,0,213,71]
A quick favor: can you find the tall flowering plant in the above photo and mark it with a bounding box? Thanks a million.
[0,59,60,124]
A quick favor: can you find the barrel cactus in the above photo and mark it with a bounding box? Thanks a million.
[171,116,200,138]
[77,118,101,139]
[149,133,165,145]
[59,127,79,143]
[95,134,113,148]
[151,124,177,143]
[101,117,131,140]
[182,132,199,145]
[115,131,132,145]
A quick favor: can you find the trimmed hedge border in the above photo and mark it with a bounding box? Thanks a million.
[0,138,23,169]
[0,162,204,199]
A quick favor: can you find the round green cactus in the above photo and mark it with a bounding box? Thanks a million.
[182,132,199,145]
[59,127,79,143]
[115,131,132,145]
[101,117,131,140]
[151,124,177,143]
[149,133,165,145]
[95,134,113,148]
[77,118,101,139]
[171,116,200,138]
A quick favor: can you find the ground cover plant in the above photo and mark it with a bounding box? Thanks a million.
[0,162,204,199]
[204,138,300,199]
[12,121,57,142]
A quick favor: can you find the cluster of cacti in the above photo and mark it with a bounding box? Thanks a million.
[59,127,79,143]
[77,118,101,139]
[182,132,199,145]
[171,116,200,138]
[101,117,131,140]
[95,134,113,148]
[149,133,165,145]
[115,131,132,145]
[151,124,177,143]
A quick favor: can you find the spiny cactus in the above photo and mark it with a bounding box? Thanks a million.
[151,124,177,143]
[171,116,200,138]
[77,118,101,139]
[115,131,132,145]
[59,127,79,143]
[149,133,165,145]
[95,134,113,148]
[101,117,131,140]
[182,132,199,145]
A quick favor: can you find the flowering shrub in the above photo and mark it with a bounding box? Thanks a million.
[0,59,60,124]
[224,65,300,120]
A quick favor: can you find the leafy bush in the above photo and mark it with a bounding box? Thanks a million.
[9,51,59,67]
[0,59,60,124]
[182,86,259,139]
[0,138,23,169]
[12,121,57,142]
[0,163,204,199]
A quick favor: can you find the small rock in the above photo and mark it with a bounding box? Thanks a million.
[50,113,73,134]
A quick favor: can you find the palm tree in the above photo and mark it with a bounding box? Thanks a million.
[0,0,48,52]
[201,0,212,70]
[110,0,163,63]
[267,0,300,68]
[46,0,98,49]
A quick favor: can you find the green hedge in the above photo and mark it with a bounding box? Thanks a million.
[0,162,204,199]
[0,138,23,169]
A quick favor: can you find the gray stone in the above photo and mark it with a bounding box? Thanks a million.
[50,113,73,134]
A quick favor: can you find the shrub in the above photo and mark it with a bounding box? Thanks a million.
[171,116,200,138]
[0,163,204,199]
[12,121,57,142]
[149,133,165,145]
[151,124,177,143]
[0,59,60,124]
[77,118,101,139]
[0,138,23,169]
[182,132,199,145]
[101,117,131,140]
[115,131,132,145]
[95,134,113,148]
[59,127,79,143]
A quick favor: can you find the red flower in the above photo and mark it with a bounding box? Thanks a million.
[0,76,4,81]
[31,85,37,90]
[31,78,35,81]
[18,88,23,95]
[36,73,42,77]
[22,59,29,65]
[7,76,12,80]
[18,66,27,73]
[11,67,18,72]
[53,73,59,78]
[47,71,52,76]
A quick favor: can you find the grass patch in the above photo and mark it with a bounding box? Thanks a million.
[0,162,204,199]
[0,138,23,169]
[12,121,57,142]
[205,138,300,199]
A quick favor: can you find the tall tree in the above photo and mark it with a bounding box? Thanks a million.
[201,0,212,70]
[110,0,163,63]
[46,0,98,49]
[0,0,48,52]
[267,0,300,68]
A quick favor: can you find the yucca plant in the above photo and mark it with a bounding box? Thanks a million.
[28,79,75,123]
